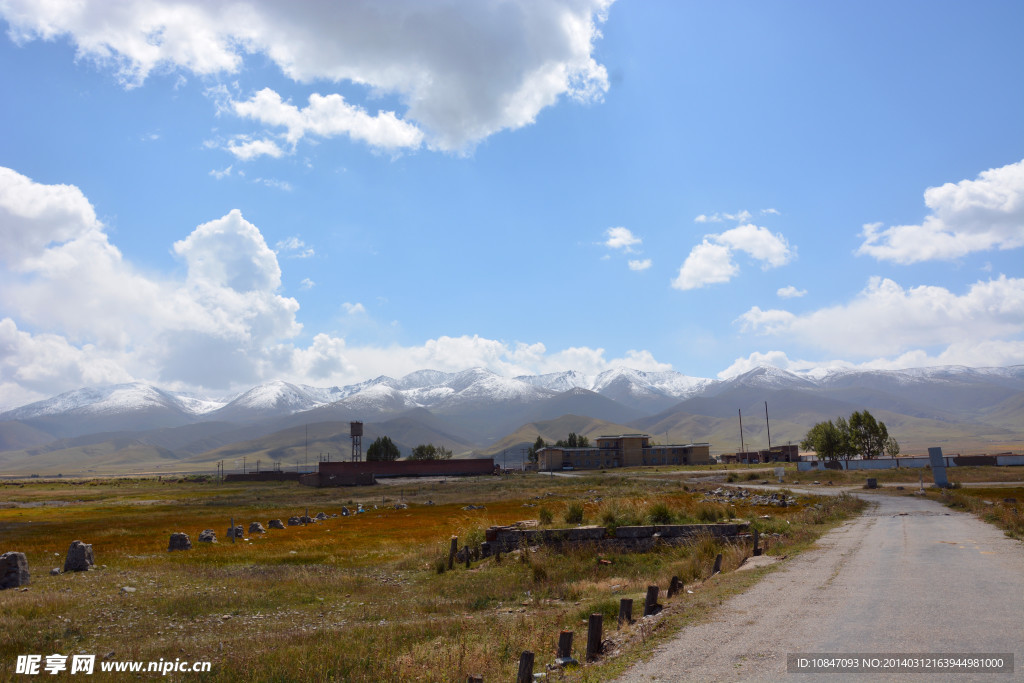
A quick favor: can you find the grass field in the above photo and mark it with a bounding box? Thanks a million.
[1,473,865,681]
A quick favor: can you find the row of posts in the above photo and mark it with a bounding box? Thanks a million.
[453,528,769,681]
[462,546,738,682]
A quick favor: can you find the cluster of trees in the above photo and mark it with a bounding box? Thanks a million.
[366,436,400,461]
[527,432,591,464]
[366,436,453,461]
[407,443,453,461]
[801,410,900,462]
[555,432,589,448]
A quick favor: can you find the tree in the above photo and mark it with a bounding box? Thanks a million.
[884,435,901,458]
[527,436,545,465]
[407,443,453,461]
[366,435,400,462]
[555,432,590,448]
[849,410,888,459]
[801,420,844,462]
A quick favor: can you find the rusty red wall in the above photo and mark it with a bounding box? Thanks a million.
[317,458,496,478]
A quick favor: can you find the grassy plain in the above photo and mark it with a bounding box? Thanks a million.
[1,473,864,681]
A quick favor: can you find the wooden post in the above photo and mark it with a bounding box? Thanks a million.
[643,585,659,616]
[713,553,723,575]
[448,536,458,571]
[753,529,761,556]
[465,547,471,569]
[466,676,483,683]
[230,516,235,544]
[557,630,574,659]
[516,651,534,683]
[586,613,603,661]
[618,598,633,627]
[667,576,682,598]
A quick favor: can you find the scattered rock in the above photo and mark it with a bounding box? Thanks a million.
[268,519,285,530]
[63,541,94,572]
[168,532,192,552]
[120,586,136,594]
[315,512,328,520]
[341,507,350,516]
[462,505,486,511]
[248,522,266,535]
[198,529,217,543]
[0,551,30,589]
[287,516,303,526]
[50,568,61,576]
[226,525,244,539]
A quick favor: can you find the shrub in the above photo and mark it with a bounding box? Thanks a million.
[538,506,553,525]
[564,502,585,524]
[646,502,674,525]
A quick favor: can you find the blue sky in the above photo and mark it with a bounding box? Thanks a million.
[1,0,1022,408]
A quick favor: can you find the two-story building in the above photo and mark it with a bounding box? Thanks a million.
[537,434,711,470]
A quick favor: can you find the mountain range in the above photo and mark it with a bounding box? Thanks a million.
[1,365,1021,475]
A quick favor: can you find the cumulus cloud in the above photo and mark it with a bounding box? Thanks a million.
[777,285,807,298]
[0,166,684,408]
[225,137,285,161]
[857,159,1024,263]
[1,0,614,152]
[0,167,302,395]
[628,259,652,271]
[737,275,1024,358]
[604,226,641,252]
[230,88,424,153]
[672,224,793,290]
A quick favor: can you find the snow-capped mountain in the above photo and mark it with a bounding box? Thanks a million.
[2,365,1021,468]
[3,382,224,420]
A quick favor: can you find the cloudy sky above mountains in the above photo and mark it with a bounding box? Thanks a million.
[1,0,1022,409]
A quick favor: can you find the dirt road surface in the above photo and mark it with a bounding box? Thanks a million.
[615,492,1024,682]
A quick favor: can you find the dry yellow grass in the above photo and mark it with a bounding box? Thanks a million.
[1,474,864,681]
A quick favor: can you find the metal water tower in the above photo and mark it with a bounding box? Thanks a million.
[350,421,363,462]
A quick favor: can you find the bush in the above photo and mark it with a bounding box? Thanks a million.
[646,502,674,525]
[538,506,553,525]
[564,502,585,524]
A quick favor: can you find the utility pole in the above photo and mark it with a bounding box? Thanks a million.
[765,401,772,453]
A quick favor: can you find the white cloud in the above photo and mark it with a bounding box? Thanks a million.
[777,285,807,298]
[694,210,753,224]
[275,237,314,258]
[672,224,792,290]
[719,341,1024,380]
[300,278,315,290]
[231,88,424,153]
[1,0,613,152]
[628,259,652,271]
[342,302,366,315]
[604,226,641,252]
[738,275,1024,358]
[226,137,285,161]
[254,178,293,192]
[0,165,690,408]
[209,165,232,179]
[0,168,302,394]
[858,159,1024,263]
[715,224,793,268]
[671,241,736,290]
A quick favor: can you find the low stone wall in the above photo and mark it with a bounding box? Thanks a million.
[484,523,748,554]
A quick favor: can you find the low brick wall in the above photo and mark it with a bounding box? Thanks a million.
[484,522,748,554]
[224,472,302,482]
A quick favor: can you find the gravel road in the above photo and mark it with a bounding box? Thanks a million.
[615,492,1024,682]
